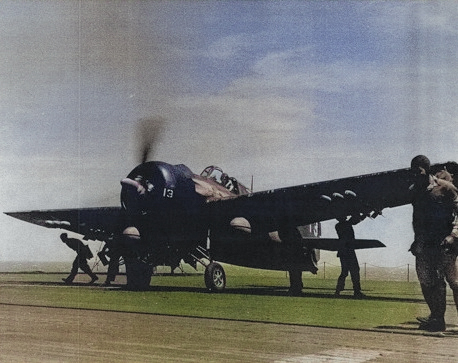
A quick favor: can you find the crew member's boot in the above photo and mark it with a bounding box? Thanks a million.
[417,284,436,323]
[88,274,99,285]
[335,273,346,297]
[418,284,446,332]
[352,279,365,299]
[418,316,446,332]
[62,277,73,285]
[353,290,366,299]
[62,273,76,284]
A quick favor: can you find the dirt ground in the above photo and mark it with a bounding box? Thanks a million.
[1,303,457,363]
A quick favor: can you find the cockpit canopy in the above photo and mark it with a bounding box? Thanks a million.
[200,166,250,195]
[200,166,224,184]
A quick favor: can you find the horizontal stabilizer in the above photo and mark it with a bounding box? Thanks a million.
[303,238,385,251]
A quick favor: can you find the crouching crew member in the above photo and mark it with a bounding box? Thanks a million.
[61,233,98,285]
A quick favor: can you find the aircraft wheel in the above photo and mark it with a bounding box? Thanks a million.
[204,262,226,292]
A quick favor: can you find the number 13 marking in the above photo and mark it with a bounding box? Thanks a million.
[163,188,174,198]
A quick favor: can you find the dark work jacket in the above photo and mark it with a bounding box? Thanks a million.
[412,176,458,246]
[335,221,356,258]
[65,238,93,259]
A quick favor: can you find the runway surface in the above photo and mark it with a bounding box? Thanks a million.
[1,303,458,362]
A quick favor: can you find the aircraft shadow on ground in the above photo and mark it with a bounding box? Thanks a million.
[8,280,424,303]
[374,323,458,336]
[223,286,424,303]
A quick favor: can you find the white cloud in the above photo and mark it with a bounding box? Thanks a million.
[368,2,458,39]
[206,33,252,61]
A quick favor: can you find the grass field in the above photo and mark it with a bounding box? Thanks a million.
[0,263,439,331]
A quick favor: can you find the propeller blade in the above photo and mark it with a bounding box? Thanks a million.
[137,117,165,164]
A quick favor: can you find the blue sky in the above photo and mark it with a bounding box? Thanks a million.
[1,1,458,267]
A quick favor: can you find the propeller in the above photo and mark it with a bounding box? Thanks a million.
[137,116,165,164]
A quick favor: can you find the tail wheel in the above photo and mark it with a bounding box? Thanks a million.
[204,262,226,292]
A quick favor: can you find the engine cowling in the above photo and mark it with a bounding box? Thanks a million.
[120,161,207,257]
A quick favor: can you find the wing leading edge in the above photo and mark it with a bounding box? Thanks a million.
[5,207,122,241]
[210,166,418,229]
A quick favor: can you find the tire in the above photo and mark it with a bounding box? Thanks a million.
[204,262,226,292]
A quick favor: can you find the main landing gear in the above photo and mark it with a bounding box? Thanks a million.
[190,245,226,292]
[204,262,226,292]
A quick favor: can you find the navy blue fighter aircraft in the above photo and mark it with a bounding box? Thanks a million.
[6,142,457,292]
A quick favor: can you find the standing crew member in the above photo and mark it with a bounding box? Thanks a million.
[99,236,121,286]
[334,214,365,299]
[410,155,458,332]
[61,233,98,285]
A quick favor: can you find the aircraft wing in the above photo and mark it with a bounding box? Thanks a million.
[304,238,385,251]
[210,166,418,229]
[4,207,122,241]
